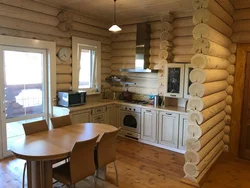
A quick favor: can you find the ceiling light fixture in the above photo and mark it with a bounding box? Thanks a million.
[109,0,122,32]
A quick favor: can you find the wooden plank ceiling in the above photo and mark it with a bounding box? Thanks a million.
[34,0,193,24]
[231,0,250,9]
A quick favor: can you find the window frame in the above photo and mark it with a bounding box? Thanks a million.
[72,37,101,95]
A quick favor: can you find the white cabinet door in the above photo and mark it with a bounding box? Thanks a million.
[111,105,120,128]
[105,105,112,124]
[178,114,188,150]
[158,111,179,148]
[141,109,157,143]
[71,110,91,124]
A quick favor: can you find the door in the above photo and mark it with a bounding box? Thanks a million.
[178,114,188,150]
[158,111,179,148]
[0,46,48,157]
[240,53,250,160]
[141,109,157,143]
[71,110,92,124]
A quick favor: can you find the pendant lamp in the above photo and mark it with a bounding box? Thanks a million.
[109,0,122,32]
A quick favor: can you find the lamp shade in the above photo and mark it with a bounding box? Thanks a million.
[109,24,122,32]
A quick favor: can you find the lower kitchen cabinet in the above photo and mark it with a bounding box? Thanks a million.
[178,114,188,150]
[141,109,157,143]
[71,109,92,124]
[158,111,179,148]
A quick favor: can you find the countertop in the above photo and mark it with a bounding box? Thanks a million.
[53,99,188,115]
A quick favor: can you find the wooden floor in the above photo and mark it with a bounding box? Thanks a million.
[1,137,250,188]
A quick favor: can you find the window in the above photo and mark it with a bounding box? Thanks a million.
[72,37,101,95]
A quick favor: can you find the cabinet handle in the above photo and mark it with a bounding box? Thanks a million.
[146,110,151,112]
[170,94,176,97]
[166,113,172,115]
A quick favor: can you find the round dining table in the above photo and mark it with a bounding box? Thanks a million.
[10,123,117,188]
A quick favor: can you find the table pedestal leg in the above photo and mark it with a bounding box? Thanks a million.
[27,161,53,188]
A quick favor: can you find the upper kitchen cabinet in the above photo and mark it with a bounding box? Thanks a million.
[165,64,184,98]
[184,64,194,99]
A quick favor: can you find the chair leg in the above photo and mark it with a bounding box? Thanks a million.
[113,161,118,186]
[22,162,27,188]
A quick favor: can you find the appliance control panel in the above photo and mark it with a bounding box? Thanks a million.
[120,106,141,113]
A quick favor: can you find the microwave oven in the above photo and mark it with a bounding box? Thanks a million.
[58,91,86,107]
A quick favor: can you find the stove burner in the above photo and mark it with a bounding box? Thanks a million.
[125,100,148,105]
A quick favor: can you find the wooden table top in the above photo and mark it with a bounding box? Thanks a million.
[10,123,117,161]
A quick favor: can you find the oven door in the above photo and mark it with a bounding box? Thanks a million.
[120,110,140,133]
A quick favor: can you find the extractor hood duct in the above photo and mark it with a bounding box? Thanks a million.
[120,23,157,73]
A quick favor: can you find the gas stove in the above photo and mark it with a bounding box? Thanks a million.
[124,100,148,105]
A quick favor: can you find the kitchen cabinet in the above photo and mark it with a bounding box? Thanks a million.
[178,114,188,150]
[92,106,106,123]
[141,109,157,143]
[158,111,179,148]
[184,64,193,99]
[71,109,92,124]
[165,63,184,98]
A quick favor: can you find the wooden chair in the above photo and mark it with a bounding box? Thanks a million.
[53,135,99,188]
[22,119,49,188]
[94,128,121,186]
[50,115,72,129]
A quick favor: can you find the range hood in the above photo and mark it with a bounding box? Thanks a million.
[120,23,157,73]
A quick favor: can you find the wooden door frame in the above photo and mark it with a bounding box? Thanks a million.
[231,44,250,156]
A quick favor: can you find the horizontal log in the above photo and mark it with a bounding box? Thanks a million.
[101,82,111,89]
[192,0,233,26]
[216,0,234,16]
[0,27,71,47]
[159,50,172,60]
[224,125,230,134]
[224,115,231,125]
[150,22,174,32]
[226,85,234,95]
[228,54,236,64]
[193,38,231,59]
[188,91,227,111]
[160,40,173,49]
[184,145,223,178]
[149,56,168,64]
[225,95,233,105]
[150,47,162,56]
[232,20,250,32]
[0,15,70,38]
[186,120,225,151]
[117,24,136,33]
[57,21,73,32]
[173,55,192,63]
[173,17,194,28]
[193,8,233,37]
[191,54,230,69]
[231,32,250,43]
[172,36,194,46]
[160,31,174,40]
[111,41,136,49]
[101,67,111,74]
[223,134,230,144]
[0,4,59,26]
[150,31,161,39]
[233,9,250,21]
[229,43,237,54]
[161,14,174,22]
[69,31,111,45]
[101,60,111,68]
[111,56,135,64]
[188,101,226,126]
[150,39,161,47]
[224,105,232,115]
[56,65,72,74]
[173,27,193,37]
[185,133,224,164]
[172,46,194,55]
[57,83,72,91]
[56,57,72,65]
[56,74,72,83]
[102,52,112,60]
[1,0,60,16]
[189,81,228,97]
[226,75,234,85]
[112,49,135,57]
[190,69,229,83]
[193,23,232,48]
[173,11,194,18]
[227,65,235,75]
[112,33,136,41]
[101,45,111,53]
[101,74,109,81]
[72,22,110,37]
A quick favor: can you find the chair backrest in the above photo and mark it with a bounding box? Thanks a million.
[96,128,120,168]
[51,115,72,129]
[22,120,48,135]
[70,135,99,184]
